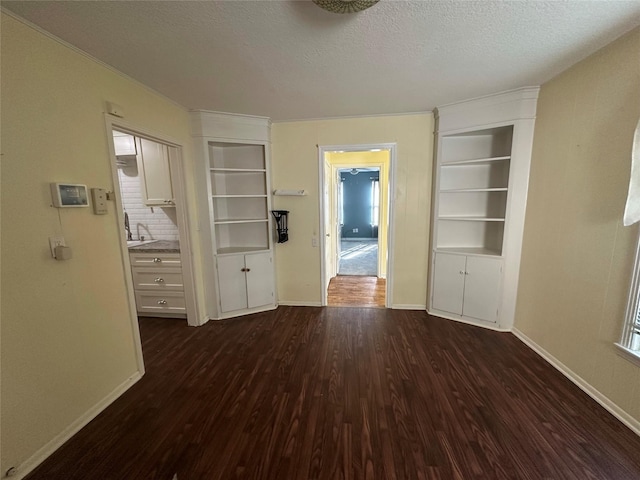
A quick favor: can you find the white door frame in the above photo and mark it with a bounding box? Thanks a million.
[318,143,397,307]
[104,114,202,370]
[335,165,383,277]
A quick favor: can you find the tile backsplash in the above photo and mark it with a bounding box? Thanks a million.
[118,160,179,241]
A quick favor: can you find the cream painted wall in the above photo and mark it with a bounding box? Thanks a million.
[271,114,433,307]
[0,13,203,474]
[515,27,640,425]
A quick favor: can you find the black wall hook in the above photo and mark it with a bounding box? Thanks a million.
[271,210,289,243]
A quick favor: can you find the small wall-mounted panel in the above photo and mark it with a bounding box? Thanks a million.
[50,183,89,207]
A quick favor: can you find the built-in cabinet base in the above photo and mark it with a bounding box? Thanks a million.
[431,252,502,324]
[217,251,274,313]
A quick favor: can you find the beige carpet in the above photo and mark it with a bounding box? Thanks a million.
[339,238,378,276]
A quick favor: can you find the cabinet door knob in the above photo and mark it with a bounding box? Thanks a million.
[157,299,168,305]
[241,267,247,272]
[459,270,464,275]
[154,278,165,283]
[153,257,162,263]
[246,268,251,272]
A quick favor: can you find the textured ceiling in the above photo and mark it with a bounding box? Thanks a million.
[3,1,640,121]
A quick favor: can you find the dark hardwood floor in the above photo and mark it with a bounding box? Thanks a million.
[327,276,385,307]
[27,307,640,480]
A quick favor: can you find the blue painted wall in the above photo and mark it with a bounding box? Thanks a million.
[340,170,379,239]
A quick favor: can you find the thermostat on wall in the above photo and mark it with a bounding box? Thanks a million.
[50,183,89,207]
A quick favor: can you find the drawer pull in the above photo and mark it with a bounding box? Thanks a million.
[157,299,168,305]
[154,278,165,283]
[153,257,162,263]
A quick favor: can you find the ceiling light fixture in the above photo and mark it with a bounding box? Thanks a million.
[312,0,380,14]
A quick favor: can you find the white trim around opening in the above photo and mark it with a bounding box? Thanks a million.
[317,143,398,308]
[103,114,202,372]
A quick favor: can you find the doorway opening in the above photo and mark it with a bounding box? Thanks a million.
[319,145,396,308]
[337,167,380,276]
[105,117,199,339]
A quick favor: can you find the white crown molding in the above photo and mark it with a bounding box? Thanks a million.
[272,110,433,124]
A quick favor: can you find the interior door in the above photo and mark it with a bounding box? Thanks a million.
[323,159,334,288]
[245,252,274,309]
[432,252,466,315]
[217,254,248,313]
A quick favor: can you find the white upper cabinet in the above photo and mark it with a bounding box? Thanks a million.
[428,87,539,330]
[136,138,174,206]
[113,131,136,156]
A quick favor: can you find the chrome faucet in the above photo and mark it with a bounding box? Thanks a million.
[124,212,133,241]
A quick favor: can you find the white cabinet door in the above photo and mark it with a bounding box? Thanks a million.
[245,252,274,309]
[432,252,466,315]
[217,255,248,313]
[113,133,137,155]
[462,256,502,323]
[138,138,174,206]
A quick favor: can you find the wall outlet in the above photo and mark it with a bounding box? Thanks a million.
[49,236,66,258]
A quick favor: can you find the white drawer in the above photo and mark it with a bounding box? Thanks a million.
[129,253,181,268]
[135,291,185,313]
[132,267,184,291]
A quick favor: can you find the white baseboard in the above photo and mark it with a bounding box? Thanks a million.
[427,309,511,332]
[278,301,323,307]
[9,371,143,480]
[512,328,640,437]
[391,304,426,310]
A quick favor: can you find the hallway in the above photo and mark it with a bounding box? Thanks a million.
[327,275,385,307]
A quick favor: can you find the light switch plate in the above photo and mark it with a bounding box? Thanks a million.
[91,188,108,214]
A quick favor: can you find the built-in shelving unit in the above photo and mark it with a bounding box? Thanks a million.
[428,87,539,330]
[191,111,276,320]
[435,126,513,257]
[208,142,270,255]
